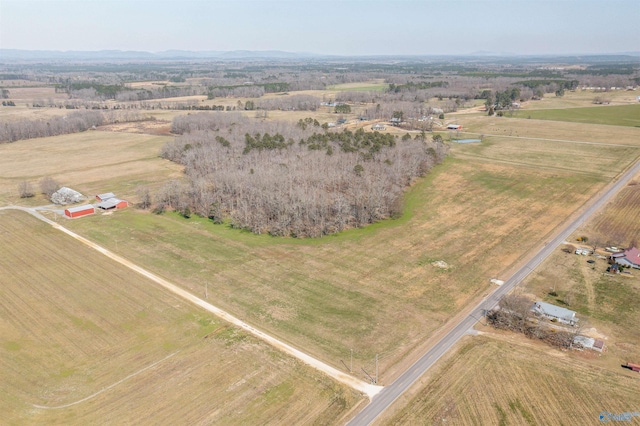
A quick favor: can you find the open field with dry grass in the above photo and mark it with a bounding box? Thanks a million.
[518,89,639,110]
[591,176,640,246]
[2,86,69,103]
[55,124,638,384]
[326,80,388,92]
[0,130,181,206]
[386,334,640,425]
[0,105,71,123]
[461,113,640,146]
[382,161,640,426]
[452,135,640,178]
[3,83,640,422]
[0,210,364,424]
[2,96,638,387]
[512,104,640,127]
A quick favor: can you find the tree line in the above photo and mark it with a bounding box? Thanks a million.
[0,110,151,143]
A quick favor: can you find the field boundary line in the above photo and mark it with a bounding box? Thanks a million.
[0,206,381,399]
[464,132,640,148]
[32,351,180,410]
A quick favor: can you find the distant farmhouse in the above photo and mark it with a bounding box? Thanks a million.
[371,124,386,131]
[532,301,579,326]
[609,247,640,269]
[447,124,462,130]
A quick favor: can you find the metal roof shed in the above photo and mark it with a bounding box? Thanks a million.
[96,192,116,201]
[97,198,128,210]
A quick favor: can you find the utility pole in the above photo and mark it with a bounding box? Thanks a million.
[375,354,378,384]
[350,349,353,373]
[205,282,208,299]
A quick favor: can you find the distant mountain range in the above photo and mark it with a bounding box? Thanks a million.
[0,49,318,61]
[1,49,639,62]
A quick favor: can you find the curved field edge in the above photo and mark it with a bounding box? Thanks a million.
[61,139,621,383]
[0,210,364,424]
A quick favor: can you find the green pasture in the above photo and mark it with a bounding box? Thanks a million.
[512,104,640,127]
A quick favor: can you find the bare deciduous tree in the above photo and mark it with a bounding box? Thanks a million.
[18,181,35,198]
[39,177,60,201]
[157,113,448,237]
[136,186,152,209]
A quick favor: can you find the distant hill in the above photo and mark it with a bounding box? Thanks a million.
[1,49,639,63]
[0,49,316,61]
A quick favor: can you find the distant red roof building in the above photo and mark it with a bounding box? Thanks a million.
[609,247,640,269]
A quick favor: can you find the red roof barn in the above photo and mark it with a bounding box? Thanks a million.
[64,205,95,219]
[97,198,128,210]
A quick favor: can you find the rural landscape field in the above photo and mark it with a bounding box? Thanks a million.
[1,50,640,425]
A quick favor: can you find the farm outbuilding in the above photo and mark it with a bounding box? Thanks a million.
[573,335,605,352]
[96,192,116,201]
[97,198,128,210]
[52,187,85,205]
[447,124,462,130]
[371,124,386,131]
[64,205,95,219]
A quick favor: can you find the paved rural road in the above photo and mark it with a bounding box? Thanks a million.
[348,157,640,426]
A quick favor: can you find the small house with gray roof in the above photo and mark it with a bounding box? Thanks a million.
[532,301,578,326]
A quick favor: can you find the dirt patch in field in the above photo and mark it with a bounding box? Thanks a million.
[97,120,173,135]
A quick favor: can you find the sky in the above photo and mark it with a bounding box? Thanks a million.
[1,0,638,56]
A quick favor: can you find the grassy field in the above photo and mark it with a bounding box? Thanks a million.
[386,335,640,425]
[591,179,640,246]
[511,104,640,127]
[461,112,640,146]
[521,89,639,109]
[0,130,180,205]
[452,135,639,178]
[56,126,637,383]
[0,210,364,424]
[326,80,388,92]
[4,86,640,422]
[383,163,640,426]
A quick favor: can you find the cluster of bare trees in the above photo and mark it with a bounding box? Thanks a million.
[0,110,151,143]
[256,94,321,111]
[156,112,448,237]
[17,176,60,200]
[487,295,579,349]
